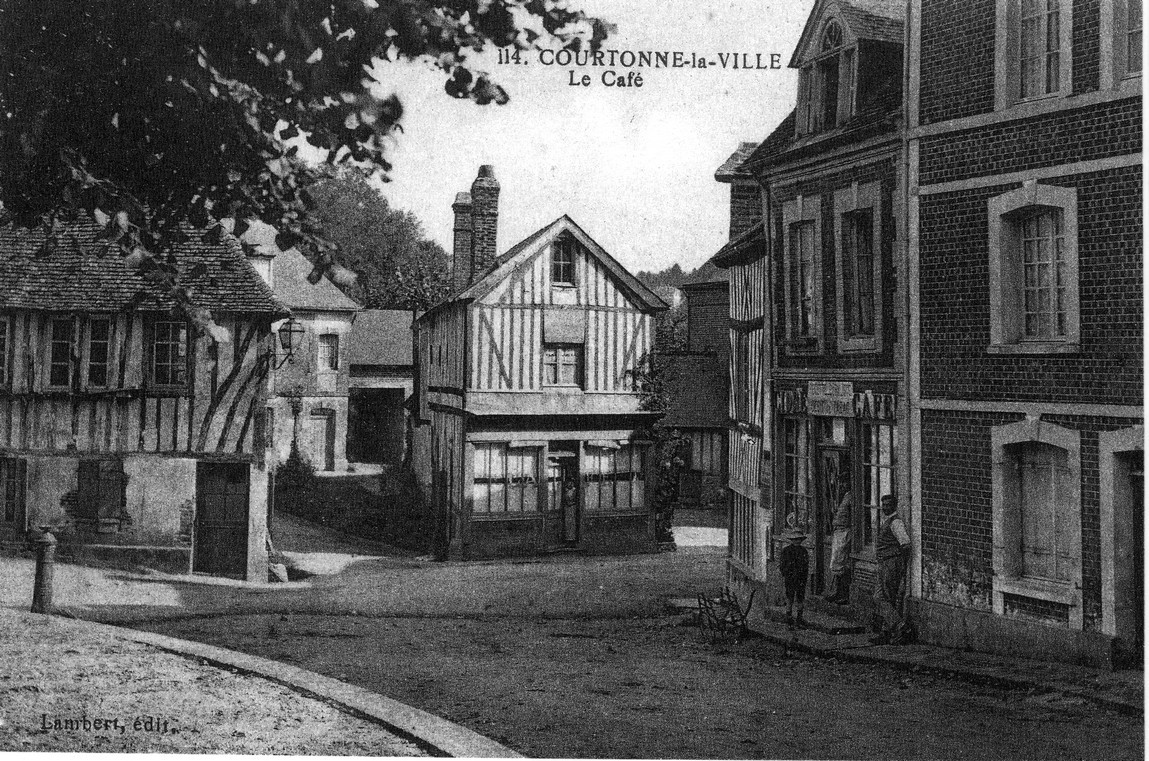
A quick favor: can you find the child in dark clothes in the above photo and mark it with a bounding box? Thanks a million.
[779,528,809,628]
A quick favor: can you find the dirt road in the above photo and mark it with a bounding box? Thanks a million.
[113,539,1139,761]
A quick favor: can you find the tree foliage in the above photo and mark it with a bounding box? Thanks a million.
[0,0,608,335]
[308,171,450,310]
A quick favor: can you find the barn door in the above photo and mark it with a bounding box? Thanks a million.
[194,462,250,578]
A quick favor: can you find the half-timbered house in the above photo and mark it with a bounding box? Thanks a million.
[711,141,772,596]
[413,166,668,559]
[0,219,286,580]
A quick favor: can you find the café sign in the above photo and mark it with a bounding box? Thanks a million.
[807,381,854,417]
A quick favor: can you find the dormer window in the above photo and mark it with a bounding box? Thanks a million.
[797,19,856,136]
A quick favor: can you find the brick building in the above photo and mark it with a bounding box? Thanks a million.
[908,0,1143,666]
[722,0,909,617]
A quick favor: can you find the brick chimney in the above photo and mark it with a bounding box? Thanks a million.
[469,165,500,281]
[451,191,473,292]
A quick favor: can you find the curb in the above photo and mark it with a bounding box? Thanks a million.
[76,617,522,758]
[751,625,1142,717]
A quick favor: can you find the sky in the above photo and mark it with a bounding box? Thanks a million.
[362,0,811,275]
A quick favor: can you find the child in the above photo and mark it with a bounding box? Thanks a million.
[779,528,809,628]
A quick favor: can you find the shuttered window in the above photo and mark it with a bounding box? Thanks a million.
[1017,442,1072,582]
[77,459,127,522]
[0,458,26,528]
[473,443,540,514]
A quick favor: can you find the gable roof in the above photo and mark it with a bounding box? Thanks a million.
[740,65,902,174]
[0,217,287,315]
[715,142,760,182]
[272,248,361,312]
[445,215,668,313]
[347,309,414,366]
[789,0,905,68]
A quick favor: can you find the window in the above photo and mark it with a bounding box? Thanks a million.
[987,182,1079,353]
[858,422,897,549]
[0,317,8,387]
[1129,0,1143,73]
[77,459,128,527]
[473,443,539,514]
[790,222,817,338]
[552,237,577,286]
[151,320,188,386]
[795,19,856,135]
[87,318,110,387]
[781,195,821,350]
[991,419,1083,627]
[1020,0,1061,98]
[1019,210,1067,339]
[543,343,583,387]
[834,182,883,351]
[0,458,26,530]
[995,0,1072,109]
[781,417,813,534]
[318,333,339,371]
[1102,0,1143,88]
[584,443,645,513]
[732,331,751,420]
[49,317,73,388]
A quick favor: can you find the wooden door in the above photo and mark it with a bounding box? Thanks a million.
[307,412,335,471]
[194,462,250,578]
[0,458,26,539]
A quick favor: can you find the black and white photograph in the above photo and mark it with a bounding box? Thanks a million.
[0,0,1142,758]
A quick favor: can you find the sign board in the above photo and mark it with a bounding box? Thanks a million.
[806,381,854,417]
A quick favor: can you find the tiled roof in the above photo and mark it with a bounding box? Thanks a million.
[715,142,759,181]
[0,218,287,315]
[347,309,414,366]
[712,221,767,268]
[681,260,730,286]
[661,353,728,428]
[840,1,905,44]
[272,248,361,312]
[741,73,902,173]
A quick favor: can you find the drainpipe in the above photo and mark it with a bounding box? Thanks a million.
[900,0,920,600]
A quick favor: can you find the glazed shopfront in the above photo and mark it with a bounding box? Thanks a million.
[774,379,900,601]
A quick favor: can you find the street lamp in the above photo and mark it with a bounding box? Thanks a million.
[276,317,305,368]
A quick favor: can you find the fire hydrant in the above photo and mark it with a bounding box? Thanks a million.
[31,526,56,615]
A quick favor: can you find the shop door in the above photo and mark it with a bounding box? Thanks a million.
[815,447,850,596]
[545,446,579,548]
[193,462,250,578]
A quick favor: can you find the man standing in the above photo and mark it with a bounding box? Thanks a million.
[871,494,911,644]
[824,486,853,604]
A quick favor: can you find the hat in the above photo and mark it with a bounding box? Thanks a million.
[784,528,807,541]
